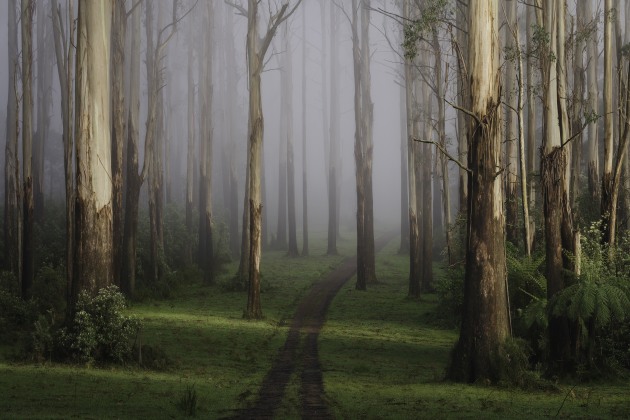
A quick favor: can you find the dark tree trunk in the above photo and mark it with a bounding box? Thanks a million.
[4,0,21,283]
[449,0,510,383]
[21,0,35,300]
[111,0,126,284]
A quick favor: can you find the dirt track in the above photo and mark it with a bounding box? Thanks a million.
[227,233,395,419]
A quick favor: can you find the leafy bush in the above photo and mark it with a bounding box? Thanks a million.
[58,286,141,364]
[0,290,38,341]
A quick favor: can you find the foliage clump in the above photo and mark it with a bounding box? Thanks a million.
[57,285,141,364]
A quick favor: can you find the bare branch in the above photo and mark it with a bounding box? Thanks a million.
[414,138,471,173]
[445,98,482,126]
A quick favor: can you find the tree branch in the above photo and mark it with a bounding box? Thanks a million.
[414,138,471,173]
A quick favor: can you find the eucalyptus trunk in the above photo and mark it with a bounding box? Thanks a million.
[449,0,510,383]
[72,0,114,302]
[21,0,35,300]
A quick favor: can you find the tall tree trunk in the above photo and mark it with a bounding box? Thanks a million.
[404,0,420,298]
[5,0,21,283]
[505,0,519,247]
[241,0,299,318]
[51,0,75,308]
[34,0,53,221]
[326,1,339,256]
[185,24,195,266]
[456,0,469,223]
[433,28,451,263]
[111,0,126,284]
[73,0,114,302]
[198,1,215,283]
[585,0,600,205]
[284,25,299,257]
[21,0,35,300]
[541,0,574,373]
[526,2,537,253]
[449,0,510,383]
[121,0,142,298]
[398,80,409,254]
[601,0,615,244]
[353,0,377,290]
[301,5,309,256]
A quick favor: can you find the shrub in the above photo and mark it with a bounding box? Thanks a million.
[176,384,198,417]
[58,285,141,364]
[433,265,464,327]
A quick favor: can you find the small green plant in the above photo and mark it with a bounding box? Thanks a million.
[58,285,141,364]
[177,384,198,417]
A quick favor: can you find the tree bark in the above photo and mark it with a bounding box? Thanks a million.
[4,0,21,284]
[301,6,309,256]
[73,0,114,302]
[601,0,615,244]
[121,0,142,298]
[51,0,75,309]
[449,0,510,383]
[284,24,299,257]
[111,0,126,284]
[540,0,575,373]
[21,0,35,300]
[34,0,53,221]
[585,0,600,204]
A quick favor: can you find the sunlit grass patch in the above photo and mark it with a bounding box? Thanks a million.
[320,238,630,419]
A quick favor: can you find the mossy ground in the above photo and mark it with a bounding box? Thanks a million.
[1,231,629,418]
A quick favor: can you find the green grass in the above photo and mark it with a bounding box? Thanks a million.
[320,239,630,419]
[2,231,630,419]
[0,230,353,419]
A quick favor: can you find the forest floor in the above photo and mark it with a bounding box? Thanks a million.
[226,232,396,419]
[1,229,630,418]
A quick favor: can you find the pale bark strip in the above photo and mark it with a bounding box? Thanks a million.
[73,0,114,301]
[450,0,510,383]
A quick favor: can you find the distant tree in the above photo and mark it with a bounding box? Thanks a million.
[283,23,299,258]
[449,0,510,383]
[21,0,35,300]
[51,0,75,306]
[4,0,21,283]
[301,5,309,256]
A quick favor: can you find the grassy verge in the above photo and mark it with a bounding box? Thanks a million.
[0,230,353,419]
[320,239,630,419]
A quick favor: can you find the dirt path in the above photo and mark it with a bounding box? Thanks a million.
[227,233,395,419]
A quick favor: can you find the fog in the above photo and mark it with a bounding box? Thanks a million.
[0,0,420,242]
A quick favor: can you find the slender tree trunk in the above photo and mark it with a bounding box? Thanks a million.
[284,25,299,257]
[399,81,409,254]
[21,0,35,300]
[585,0,600,205]
[456,0,469,222]
[404,0,420,298]
[51,0,75,307]
[449,0,510,383]
[301,6,309,256]
[5,0,21,284]
[601,0,615,244]
[327,1,339,256]
[111,0,126,284]
[199,1,215,283]
[121,0,141,297]
[541,0,574,373]
[73,0,114,302]
[185,25,195,266]
[505,0,519,246]
[526,3,537,252]
[34,0,53,221]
